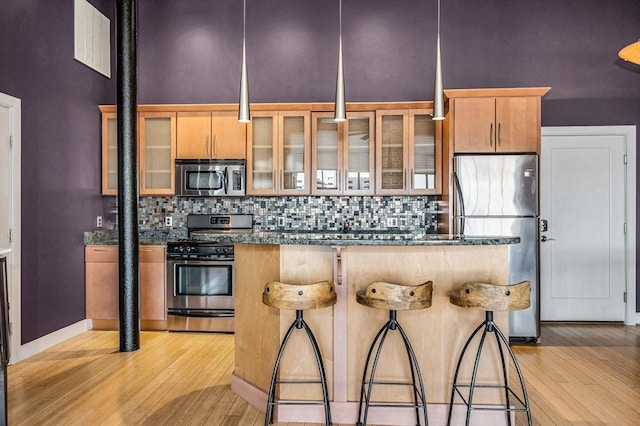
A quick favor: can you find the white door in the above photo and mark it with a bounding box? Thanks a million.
[540,128,628,321]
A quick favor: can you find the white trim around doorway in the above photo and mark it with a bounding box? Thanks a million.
[0,91,22,362]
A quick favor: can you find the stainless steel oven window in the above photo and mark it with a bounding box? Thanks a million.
[185,170,224,191]
[174,264,233,296]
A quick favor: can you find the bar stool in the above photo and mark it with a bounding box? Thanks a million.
[355,280,433,426]
[262,280,337,426]
[447,281,532,426]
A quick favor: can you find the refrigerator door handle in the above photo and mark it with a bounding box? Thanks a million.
[453,172,465,234]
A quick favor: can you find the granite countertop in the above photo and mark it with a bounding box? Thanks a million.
[191,230,519,246]
[84,229,519,246]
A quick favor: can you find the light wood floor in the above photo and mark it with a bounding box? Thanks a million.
[6,323,640,425]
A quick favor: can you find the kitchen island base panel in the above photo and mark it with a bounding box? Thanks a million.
[233,243,512,425]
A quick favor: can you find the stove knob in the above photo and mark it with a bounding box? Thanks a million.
[185,246,192,253]
[177,246,184,253]
[225,247,233,254]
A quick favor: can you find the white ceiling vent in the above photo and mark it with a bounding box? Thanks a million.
[74,0,111,78]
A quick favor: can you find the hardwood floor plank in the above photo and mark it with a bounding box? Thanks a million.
[6,325,640,425]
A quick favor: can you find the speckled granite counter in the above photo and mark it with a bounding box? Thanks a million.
[84,229,519,246]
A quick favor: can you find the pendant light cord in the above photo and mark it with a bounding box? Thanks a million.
[437,0,441,35]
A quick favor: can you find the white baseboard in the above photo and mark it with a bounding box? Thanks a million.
[12,319,91,364]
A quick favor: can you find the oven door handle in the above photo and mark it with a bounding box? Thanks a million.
[168,309,234,318]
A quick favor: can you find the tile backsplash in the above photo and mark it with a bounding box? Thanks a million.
[106,196,440,233]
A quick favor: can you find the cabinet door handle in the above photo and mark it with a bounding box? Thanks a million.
[403,168,406,189]
[94,248,115,252]
[280,169,284,191]
[213,135,217,157]
[498,123,502,146]
[490,123,494,147]
[205,135,210,157]
[410,168,414,190]
[139,248,154,252]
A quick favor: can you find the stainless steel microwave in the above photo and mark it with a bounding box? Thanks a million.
[175,159,246,196]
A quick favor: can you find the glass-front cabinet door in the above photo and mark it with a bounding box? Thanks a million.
[376,110,407,195]
[247,112,277,194]
[409,110,440,194]
[312,112,341,195]
[247,111,310,195]
[139,112,177,195]
[312,111,374,196]
[345,112,375,195]
[376,109,441,195]
[101,112,117,195]
[279,112,310,195]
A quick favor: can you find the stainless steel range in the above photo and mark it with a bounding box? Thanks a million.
[166,214,252,332]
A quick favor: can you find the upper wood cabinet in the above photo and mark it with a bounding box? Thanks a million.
[101,110,177,196]
[447,88,551,154]
[375,109,441,195]
[139,112,177,195]
[311,111,375,195]
[247,111,311,195]
[176,111,246,159]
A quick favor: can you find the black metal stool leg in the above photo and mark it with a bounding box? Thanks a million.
[493,325,512,426]
[265,310,333,426]
[360,319,392,426]
[493,321,533,426]
[358,311,428,426]
[466,325,489,425]
[265,314,300,426]
[395,318,429,425]
[447,320,487,426]
[356,319,389,426]
[448,311,532,426]
[300,316,332,425]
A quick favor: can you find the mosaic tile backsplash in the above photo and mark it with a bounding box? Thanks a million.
[104,196,441,234]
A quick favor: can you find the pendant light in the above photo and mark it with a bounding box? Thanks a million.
[432,0,445,121]
[334,0,346,122]
[618,40,640,65]
[238,0,250,123]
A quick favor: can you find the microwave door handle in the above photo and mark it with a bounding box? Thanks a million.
[223,167,229,194]
[453,172,466,235]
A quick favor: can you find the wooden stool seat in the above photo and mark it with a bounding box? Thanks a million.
[262,280,337,311]
[356,281,433,311]
[448,280,530,311]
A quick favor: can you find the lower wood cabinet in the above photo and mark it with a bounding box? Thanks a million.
[85,245,166,322]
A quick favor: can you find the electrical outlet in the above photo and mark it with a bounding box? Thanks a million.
[277,217,285,227]
[165,216,173,227]
[386,217,398,228]
[96,216,103,228]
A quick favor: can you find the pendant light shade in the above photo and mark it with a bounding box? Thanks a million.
[432,0,445,121]
[334,0,346,122]
[618,40,640,65]
[238,0,250,123]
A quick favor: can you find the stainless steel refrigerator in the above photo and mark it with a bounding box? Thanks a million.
[454,154,539,343]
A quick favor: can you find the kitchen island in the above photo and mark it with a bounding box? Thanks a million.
[191,231,519,425]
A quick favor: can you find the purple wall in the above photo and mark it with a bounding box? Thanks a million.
[1,0,639,343]
[0,0,116,343]
[138,0,640,311]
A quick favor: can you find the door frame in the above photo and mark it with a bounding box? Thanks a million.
[0,92,22,363]
[542,125,638,325]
